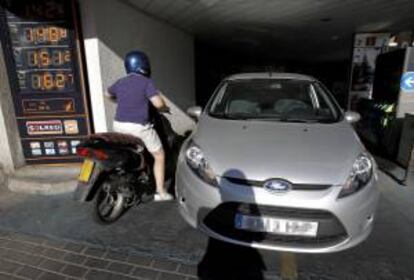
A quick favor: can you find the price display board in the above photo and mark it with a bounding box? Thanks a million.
[0,0,91,164]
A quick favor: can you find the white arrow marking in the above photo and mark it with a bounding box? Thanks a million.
[404,76,414,88]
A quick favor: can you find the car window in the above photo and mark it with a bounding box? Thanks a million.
[313,82,342,120]
[209,79,340,123]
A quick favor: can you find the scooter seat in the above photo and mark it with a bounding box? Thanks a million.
[88,133,145,149]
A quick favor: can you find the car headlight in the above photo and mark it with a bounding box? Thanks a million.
[185,141,218,186]
[338,153,374,198]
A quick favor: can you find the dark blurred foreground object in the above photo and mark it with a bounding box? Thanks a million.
[198,238,266,280]
[355,99,413,185]
[355,99,400,158]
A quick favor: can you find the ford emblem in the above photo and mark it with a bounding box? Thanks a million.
[263,179,292,193]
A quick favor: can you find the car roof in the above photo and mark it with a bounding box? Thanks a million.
[225,72,316,81]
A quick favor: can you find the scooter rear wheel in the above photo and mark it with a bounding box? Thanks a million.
[94,180,126,224]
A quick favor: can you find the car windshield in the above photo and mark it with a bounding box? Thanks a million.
[208,79,341,123]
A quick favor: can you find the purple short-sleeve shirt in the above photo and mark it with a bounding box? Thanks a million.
[108,73,158,124]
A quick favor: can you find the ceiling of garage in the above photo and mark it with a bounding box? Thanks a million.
[123,0,414,62]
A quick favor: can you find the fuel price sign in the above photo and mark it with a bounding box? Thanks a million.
[0,0,91,164]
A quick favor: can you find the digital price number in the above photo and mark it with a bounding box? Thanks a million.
[23,0,65,20]
[24,26,68,45]
[30,72,74,91]
[26,49,71,68]
[17,71,75,92]
[4,0,65,21]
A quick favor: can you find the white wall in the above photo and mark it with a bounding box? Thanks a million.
[0,42,25,172]
[79,0,196,134]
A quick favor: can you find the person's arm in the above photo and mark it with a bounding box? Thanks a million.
[106,80,119,102]
[150,93,168,110]
[146,80,170,112]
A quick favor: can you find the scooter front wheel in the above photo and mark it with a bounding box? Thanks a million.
[94,180,126,224]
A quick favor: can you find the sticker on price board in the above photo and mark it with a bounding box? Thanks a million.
[64,120,79,134]
[26,120,63,135]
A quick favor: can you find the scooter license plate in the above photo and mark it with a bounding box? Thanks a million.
[78,159,95,183]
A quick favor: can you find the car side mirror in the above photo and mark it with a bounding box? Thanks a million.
[187,106,202,120]
[344,111,361,123]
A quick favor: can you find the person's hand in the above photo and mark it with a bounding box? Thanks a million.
[159,106,171,114]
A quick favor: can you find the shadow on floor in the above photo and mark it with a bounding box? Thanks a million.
[198,238,267,280]
[197,169,267,280]
[375,156,409,186]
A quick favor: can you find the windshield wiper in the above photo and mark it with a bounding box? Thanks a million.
[210,114,336,123]
[253,117,338,123]
[209,112,251,120]
[279,118,319,123]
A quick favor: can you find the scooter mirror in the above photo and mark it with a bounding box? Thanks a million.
[187,106,202,120]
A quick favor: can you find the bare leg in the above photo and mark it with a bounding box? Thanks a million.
[151,148,166,194]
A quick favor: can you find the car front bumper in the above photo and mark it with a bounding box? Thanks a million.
[175,159,380,253]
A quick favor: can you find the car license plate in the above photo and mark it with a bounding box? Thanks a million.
[235,214,318,237]
[78,159,95,183]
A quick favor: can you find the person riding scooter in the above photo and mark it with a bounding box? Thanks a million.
[106,50,173,201]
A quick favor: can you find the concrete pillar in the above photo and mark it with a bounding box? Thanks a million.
[78,0,108,133]
[0,41,25,172]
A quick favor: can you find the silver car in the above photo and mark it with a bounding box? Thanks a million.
[176,73,379,253]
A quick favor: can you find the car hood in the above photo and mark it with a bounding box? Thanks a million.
[192,116,364,185]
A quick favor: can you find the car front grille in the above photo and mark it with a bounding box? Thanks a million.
[224,177,332,191]
[203,202,348,248]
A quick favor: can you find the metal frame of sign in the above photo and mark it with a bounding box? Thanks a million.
[0,0,92,164]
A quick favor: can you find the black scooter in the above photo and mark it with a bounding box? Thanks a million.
[73,108,185,224]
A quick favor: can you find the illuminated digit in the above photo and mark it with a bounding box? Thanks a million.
[49,27,59,43]
[68,73,74,85]
[56,2,64,16]
[25,28,33,43]
[56,74,65,89]
[40,50,50,67]
[34,4,44,17]
[24,5,31,18]
[27,50,37,67]
[37,27,46,43]
[60,28,68,39]
[63,50,71,63]
[43,73,54,90]
[35,28,41,44]
[51,50,60,66]
[25,4,40,18]
[31,74,41,90]
[45,1,56,18]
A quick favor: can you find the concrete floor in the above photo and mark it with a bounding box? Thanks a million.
[0,172,413,279]
[0,191,206,264]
